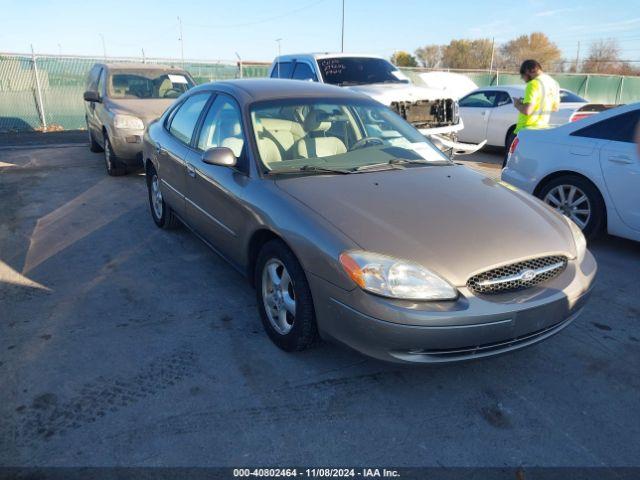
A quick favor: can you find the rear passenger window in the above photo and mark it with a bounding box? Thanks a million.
[271,62,293,79]
[292,63,317,81]
[168,93,210,144]
[572,110,640,143]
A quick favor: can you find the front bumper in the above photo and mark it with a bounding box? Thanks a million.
[109,129,145,163]
[309,251,596,363]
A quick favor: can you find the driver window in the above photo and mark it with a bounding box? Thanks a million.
[197,94,245,157]
[459,91,497,108]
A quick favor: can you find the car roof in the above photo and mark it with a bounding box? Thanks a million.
[474,84,574,94]
[99,62,187,72]
[189,78,373,103]
[274,52,384,62]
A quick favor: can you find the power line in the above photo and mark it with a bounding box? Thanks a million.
[185,0,328,29]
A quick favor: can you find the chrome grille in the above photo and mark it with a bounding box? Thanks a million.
[467,256,568,295]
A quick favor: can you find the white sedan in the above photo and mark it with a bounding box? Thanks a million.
[457,85,605,150]
[502,103,640,241]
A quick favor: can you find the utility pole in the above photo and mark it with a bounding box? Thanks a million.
[99,33,107,60]
[178,16,185,66]
[275,38,282,77]
[341,0,345,52]
[142,48,146,63]
[235,52,243,78]
[30,44,47,132]
[575,41,581,73]
[489,37,495,72]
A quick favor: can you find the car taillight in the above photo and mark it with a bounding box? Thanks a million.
[570,112,592,122]
[508,136,519,156]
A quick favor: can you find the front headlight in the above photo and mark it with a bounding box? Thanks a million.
[567,219,587,260]
[114,114,144,130]
[339,250,458,301]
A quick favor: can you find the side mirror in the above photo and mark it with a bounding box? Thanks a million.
[202,147,237,167]
[83,90,101,103]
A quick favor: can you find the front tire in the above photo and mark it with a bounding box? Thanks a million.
[146,165,180,229]
[537,175,605,239]
[255,240,319,352]
[88,124,103,153]
[104,135,126,176]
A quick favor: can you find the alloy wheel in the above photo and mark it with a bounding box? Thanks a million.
[151,174,163,219]
[104,138,113,172]
[543,184,591,230]
[261,259,296,335]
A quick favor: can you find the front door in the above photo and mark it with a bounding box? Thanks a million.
[185,93,252,264]
[457,90,497,143]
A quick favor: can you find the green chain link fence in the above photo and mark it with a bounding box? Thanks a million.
[2,53,639,133]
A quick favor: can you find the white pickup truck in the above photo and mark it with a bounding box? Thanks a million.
[267,53,483,154]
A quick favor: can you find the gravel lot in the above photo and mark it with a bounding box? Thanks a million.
[1,141,639,468]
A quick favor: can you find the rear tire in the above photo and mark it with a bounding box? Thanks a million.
[104,135,126,176]
[537,174,605,239]
[502,128,517,168]
[147,165,180,229]
[255,239,319,352]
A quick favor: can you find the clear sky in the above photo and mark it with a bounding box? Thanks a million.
[1,0,639,64]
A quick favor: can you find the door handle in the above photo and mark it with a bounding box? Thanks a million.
[608,155,633,164]
[186,162,196,178]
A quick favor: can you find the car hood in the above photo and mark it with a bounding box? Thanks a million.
[276,165,575,287]
[345,83,452,106]
[105,98,174,125]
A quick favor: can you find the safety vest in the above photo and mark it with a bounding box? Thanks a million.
[515,73,560,133]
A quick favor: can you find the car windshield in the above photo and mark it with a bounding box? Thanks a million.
[317,57,410,86]
[250,98,450,174]
[560,90,587,103]
[108,70,194,99]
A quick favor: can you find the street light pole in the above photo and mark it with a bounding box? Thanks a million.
[99,33,107,60]
[178,16,185,66]
[341,0,345,52]
[275,38,282,77]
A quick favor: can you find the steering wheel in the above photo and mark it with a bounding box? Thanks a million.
[162,87,183,98]
[351,137,384,150]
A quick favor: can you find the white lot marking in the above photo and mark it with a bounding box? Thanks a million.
[0,259,50,291]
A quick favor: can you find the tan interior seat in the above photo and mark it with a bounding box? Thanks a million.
[295,110,347,158]
[254,123,282,166]
[259,118,305,159]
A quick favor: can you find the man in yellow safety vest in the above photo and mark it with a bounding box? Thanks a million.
[513,59,560,134]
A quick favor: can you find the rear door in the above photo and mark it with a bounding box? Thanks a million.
[457,90,498,143]
[159,92,211,217]
[185,92,252,263]
[596,110,640,230]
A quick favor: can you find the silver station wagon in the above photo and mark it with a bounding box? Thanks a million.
[142,79,596,363]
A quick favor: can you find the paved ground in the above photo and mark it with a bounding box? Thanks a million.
[1,142,639,468]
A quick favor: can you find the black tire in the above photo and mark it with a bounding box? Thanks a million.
[87,124,103,153]
[255,239,319,352]
[502,128,517,168]
[146,165,181,229]
[537,174,605,239]
[104,135,127,176]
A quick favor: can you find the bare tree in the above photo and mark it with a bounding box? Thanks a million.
[414,45,441,68]
[440,39,493,69]
[499,32,561,70]
[582,39,622,74]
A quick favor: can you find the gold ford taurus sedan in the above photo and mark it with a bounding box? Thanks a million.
[142,79,596,363]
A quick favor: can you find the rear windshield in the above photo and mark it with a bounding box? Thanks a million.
[317,57,409,86]
[108,70,194,99]
[560,90,587,103]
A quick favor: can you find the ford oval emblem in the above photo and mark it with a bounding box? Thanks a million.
[521,269,537,282]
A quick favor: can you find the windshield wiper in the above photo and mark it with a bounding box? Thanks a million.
[353,158,448,172]
[271,164,352,175]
